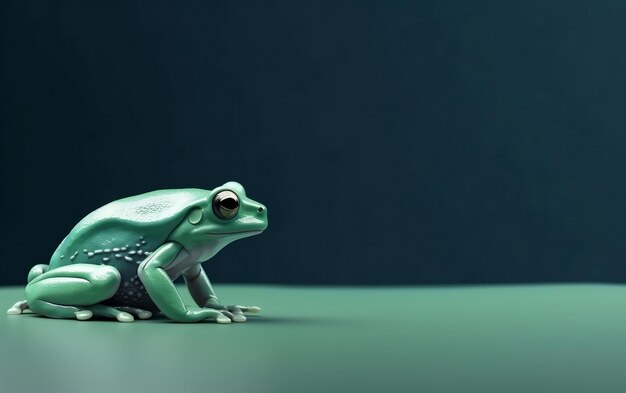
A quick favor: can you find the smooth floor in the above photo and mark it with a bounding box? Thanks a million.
[1,284,626,393]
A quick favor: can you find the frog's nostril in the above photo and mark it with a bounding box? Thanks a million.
[258,206,264,213]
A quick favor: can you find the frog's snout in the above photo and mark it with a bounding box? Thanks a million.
[255,203,268,230]
[256,204,267,220]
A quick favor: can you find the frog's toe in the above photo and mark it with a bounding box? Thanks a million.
[229,308,247,322]
[7,306,22,315]
[75,310,94,321]
[232,313,246,322]
[216,315,232,324]
[116,312,134,323]
[246,306,261,314]
[115,306,152,320]
[7,300,29,315]
[220,310,246,322]
[233,305,261,314]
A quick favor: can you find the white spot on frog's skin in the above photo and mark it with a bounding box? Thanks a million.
[125,256,133,262]
[94,250,103,254]
[70,251,78,261]
[136,243,141,248]
[115,254,122,258]
[60,255,64,259]
[121,247,128,251]
[103,257,110,262]
[104,249,111,253]
[140,236,144,240]
[113,248,120,252]
[88,252,94,257]
[83,249,87,253]
[144,252,151,256]
[137,250,143,255]
[141,240,146,245]
[129,250,136,255]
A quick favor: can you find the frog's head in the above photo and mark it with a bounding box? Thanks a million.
[168,181,268,257]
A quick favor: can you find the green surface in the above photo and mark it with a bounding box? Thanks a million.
[2,284,626,393]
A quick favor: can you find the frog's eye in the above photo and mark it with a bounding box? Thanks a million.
[188,208,203,225]
[212,190,239,220]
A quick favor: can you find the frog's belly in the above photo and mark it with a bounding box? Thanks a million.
[102,263,160,313]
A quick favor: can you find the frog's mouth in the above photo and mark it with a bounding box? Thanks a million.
[204,230,264,236]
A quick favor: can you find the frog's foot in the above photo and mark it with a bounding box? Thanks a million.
[204,300,262,323]
[69,304,143,322]
[80,304,135,322]
[6,300,29,315]
[70,305,139,322]
[115,306,153,320]
[12,300,133,322]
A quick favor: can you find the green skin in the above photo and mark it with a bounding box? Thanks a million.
[6,181,267,323]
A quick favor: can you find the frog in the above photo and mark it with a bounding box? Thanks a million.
[6,181,267,323]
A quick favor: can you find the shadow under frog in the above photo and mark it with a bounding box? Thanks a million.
[6,181,268,323]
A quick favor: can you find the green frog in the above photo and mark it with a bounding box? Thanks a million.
[6,181,267,323]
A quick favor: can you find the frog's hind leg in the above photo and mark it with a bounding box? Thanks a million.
[25,264,133,322]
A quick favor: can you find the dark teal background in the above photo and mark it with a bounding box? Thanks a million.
[1,1,625,285]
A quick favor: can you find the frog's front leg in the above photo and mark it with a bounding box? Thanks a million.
[183,264,260,323]
[23,264,136,322]
[138,242,229,323]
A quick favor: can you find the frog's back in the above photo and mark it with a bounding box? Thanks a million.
[50,188,210,269]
